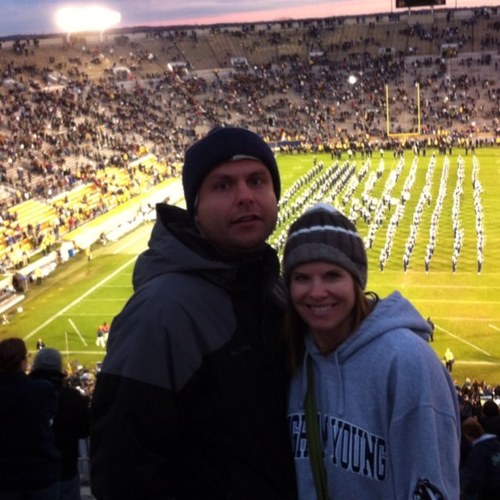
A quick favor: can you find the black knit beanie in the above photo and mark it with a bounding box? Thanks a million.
[283,203,368,289]
[182,126,281,218]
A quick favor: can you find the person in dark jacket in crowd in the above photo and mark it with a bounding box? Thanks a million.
[0,337,61,500]
[461,416,500,500]
[90,126,297,500]
[30,348,90,500]
[480,399,500,440]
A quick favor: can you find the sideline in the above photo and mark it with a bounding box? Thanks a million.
[23,256,137,342]
[457,360,500,366]
[112,222,154,255]
[23,223,153,343]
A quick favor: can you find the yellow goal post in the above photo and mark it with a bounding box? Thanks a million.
[385,82,421,139]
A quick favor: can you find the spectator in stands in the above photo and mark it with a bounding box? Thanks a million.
[0,337,61,499]
[461,416,500,500]
[30,348,90,500]
[282,203,460,499]
[480,399,500,440]
[90,127,296,499]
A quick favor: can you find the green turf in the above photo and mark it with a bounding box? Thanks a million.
[1,147,499,387]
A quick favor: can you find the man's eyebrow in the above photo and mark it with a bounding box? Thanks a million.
[206,173,233,181]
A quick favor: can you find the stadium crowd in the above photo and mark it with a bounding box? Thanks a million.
[0,6,496,318]
[0,6,498,207]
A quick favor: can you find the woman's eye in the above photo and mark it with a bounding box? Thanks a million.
[292,274,309,283]
[325,272,340,280]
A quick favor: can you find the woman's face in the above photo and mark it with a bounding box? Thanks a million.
[289,261,356,354]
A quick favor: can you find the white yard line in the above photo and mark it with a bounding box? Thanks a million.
[436,325,491,356]
[68,318,88,346]
[489,324,500,332]
[113,226,152,254]
[411,299,500,304]
[23,256,136,342]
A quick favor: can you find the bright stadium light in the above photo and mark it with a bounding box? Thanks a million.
[55,5,121,35]
[348,75,358,85]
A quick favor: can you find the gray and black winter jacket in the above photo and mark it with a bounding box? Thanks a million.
[90,204,296,500]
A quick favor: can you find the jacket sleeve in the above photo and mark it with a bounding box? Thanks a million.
[89,285,184,500]
[387,340,461,499]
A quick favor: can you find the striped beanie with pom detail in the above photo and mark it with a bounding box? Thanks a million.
[283,203,368,289]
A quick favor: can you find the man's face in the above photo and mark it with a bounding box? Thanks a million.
[195,159,278,254]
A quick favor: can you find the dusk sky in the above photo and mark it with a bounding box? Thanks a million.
[2,0,499,37]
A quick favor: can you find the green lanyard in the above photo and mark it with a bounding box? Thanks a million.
[304,356,329,500]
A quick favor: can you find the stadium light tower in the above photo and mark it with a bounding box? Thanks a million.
[55,5,121,42]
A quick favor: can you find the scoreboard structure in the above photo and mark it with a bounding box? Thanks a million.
[396,0,446,7]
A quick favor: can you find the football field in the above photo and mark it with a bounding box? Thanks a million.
[1,148,499,385]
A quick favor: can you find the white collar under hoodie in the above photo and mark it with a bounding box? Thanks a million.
[288,290,460,500]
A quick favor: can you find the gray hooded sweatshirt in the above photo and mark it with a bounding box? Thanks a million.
[288,291,460,499]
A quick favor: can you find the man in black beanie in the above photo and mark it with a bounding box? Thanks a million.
[91,127,297,500]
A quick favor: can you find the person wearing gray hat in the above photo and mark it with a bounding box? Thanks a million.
[90,126,297,500]
[283,203,460,500]
[30,348,90,500]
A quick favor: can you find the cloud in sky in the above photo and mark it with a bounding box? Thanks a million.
[0,0,497,37]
